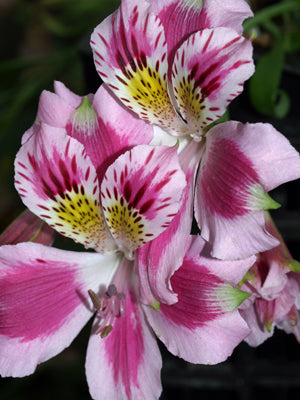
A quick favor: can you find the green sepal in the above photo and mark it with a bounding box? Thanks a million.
[250,184,281,211]
[218,285,251,311]
[287,259,300,274]
[72,96,98,134]
[150,302,160,311]
[265,318,273,333]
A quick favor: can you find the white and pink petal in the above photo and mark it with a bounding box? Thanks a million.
[198,0,253,34]
[86,283,162,400]
[239,303,274,347]
[101,145,186,257]
[144,245,251,364]
[90,0,187,135]
[35,88,76,129]
[53,80,86,108]
[195,121,298,259]
[15,123,116,254]
[149,0,253,57]
[189,236,256,285]
[71,85,154,184]
[171,28,254,134]
[0,242,120,377]
[135,141,201,306]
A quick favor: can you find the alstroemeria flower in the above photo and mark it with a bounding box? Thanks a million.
[239,212,300,345]
[1,85,190,398]
[90,0,254,138]
[1,81,253,399]
[89,0,300,261]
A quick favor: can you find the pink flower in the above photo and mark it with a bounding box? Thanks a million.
[90,0,254,138]
[1,82,253,399]
[90,0,300,260]
[239,212,300,345]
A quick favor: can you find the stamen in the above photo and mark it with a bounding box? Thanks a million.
[88,289,101,310]
[88,285,126,338]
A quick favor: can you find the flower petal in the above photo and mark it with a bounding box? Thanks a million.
[90,0,187,135]
[195,121,300,259]
[149,0,253,58]
[15,123,116,254]
[71,85,154,184]
[144,238,250,364]
[86,282,162,400]
[171,28,254,134]
[101,145,186,257]
[190,236,256,285]
[0,242,120,377]
[239,303,274,346]
[0,209,55,246]
[36,88,75,128]
[200,0,253,34]
[53,80,84,108]
[135,141,200,305]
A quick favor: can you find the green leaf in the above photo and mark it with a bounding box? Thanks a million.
[249,40,290,118]
[284,30,300,53]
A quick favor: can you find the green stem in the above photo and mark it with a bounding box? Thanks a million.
[29,221,45,242]
[244,0,300,31]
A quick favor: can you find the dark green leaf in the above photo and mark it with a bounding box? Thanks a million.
[249,40,290,118]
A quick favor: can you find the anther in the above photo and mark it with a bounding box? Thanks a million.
[88,289,101,310]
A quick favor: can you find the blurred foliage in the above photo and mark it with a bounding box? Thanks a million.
[246,0,300,118]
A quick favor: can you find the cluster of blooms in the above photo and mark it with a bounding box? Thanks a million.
[1,0,300,399]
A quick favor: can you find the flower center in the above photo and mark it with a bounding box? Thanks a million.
[88,285,125,338]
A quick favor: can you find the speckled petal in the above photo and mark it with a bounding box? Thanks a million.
[171,27,254,135]
[90,0,187,135]
[14,123,116,254]
[100,145,186,257]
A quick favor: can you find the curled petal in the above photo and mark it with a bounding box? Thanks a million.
[144,240,250,364]
[53,80,85,108]
[36,88,75,129]
[101,145,186,256]
[0,242,120,377]
[15,123,116,254]
[239,303,274,347]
